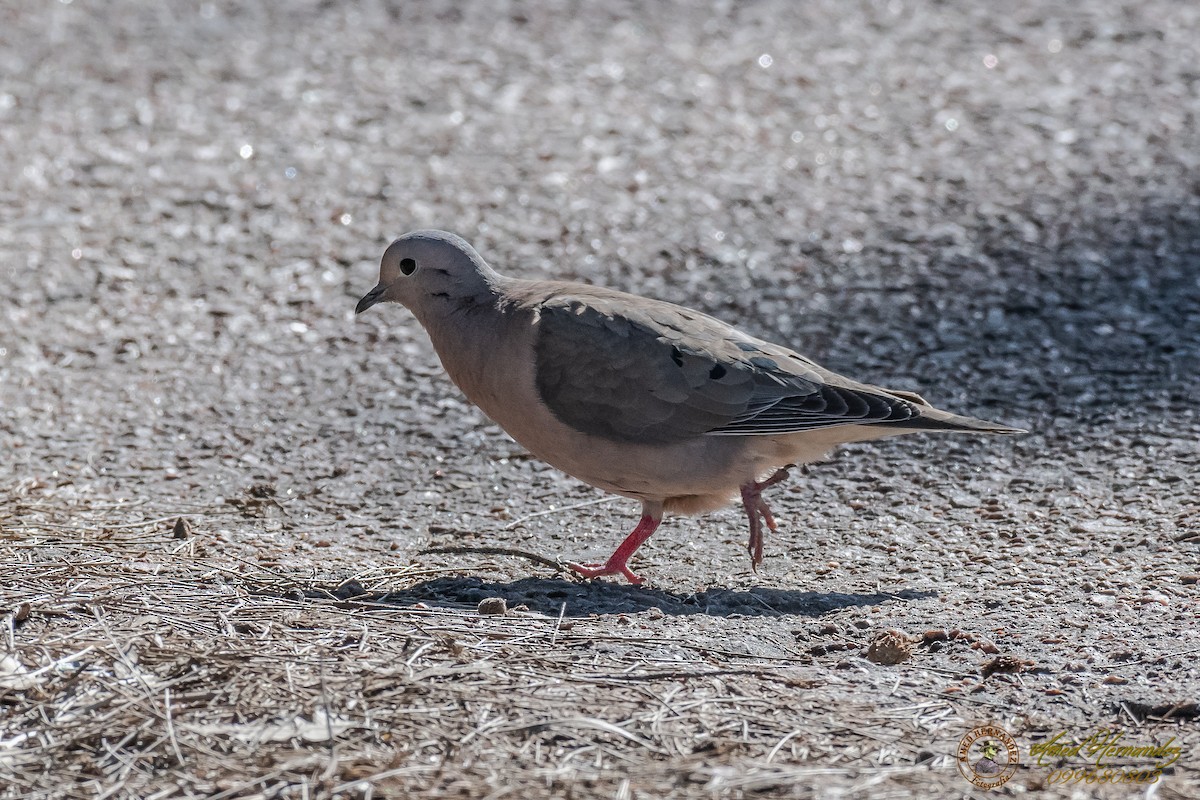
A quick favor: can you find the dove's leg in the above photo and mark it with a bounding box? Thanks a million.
[740,466,793,568]
[568,513,661,585]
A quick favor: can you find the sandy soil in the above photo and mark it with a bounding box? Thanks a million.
[1,1,1198,797]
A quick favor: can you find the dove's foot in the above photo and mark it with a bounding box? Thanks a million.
[568,514,661,584]
[740,466,794,569]
[568,560,645,584]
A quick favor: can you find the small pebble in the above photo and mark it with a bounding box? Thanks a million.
[477,597,507,615]
[866,629,914,665]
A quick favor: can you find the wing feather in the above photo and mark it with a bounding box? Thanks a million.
[530,287,919,444]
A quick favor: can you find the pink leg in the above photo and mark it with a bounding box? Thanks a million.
[740,466,793,569]
[568,514,661,585]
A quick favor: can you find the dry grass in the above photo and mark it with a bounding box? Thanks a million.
[0,494,984,800]
[6,493,1197,799]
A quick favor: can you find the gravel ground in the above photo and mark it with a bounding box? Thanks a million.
[1,1,1198,798]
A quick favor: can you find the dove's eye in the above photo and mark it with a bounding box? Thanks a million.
[400,258,417,275]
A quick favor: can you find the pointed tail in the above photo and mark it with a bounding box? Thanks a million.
[878,390,1026,434]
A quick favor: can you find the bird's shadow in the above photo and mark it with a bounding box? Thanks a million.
[302,575,935,618]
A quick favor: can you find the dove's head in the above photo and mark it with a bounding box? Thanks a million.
[355,230,500,319]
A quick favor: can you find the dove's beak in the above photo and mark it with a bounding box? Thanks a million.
[355,284,386,315]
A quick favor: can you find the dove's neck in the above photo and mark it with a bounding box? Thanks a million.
[414,276,539,425]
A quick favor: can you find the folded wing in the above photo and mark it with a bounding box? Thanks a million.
[531,288,924,445]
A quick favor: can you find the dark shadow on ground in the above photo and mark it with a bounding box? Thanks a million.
[298,576,937,618]
[846,193,1200,421]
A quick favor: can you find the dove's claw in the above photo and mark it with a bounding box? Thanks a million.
[740,466,793,569]
[568,560,644,584]
[568,514,660,584]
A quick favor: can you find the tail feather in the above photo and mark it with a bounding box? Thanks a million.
[882,412,1026,434]
[874,390,1026,434]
